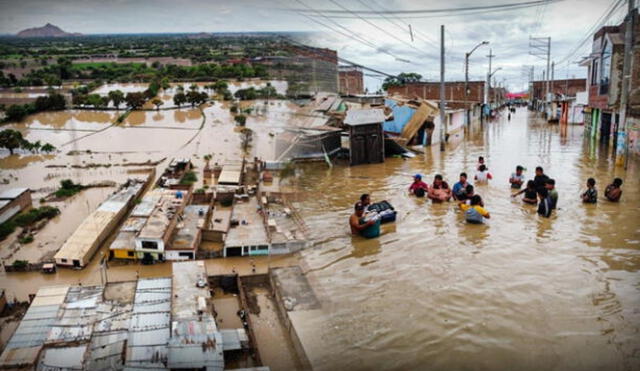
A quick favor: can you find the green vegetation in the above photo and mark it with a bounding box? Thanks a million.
[13,206,60,227]
[180,171,198,185]
[3,92,66,122]
[381,72,423,91]
[11,260,28,269]
[234,114,247,126]
[0,205,61,241]
[54,179,84,198]
[0,129,56,154]
[18,234,34,244]
[234,84,282,100]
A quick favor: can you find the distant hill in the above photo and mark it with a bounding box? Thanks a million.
[16,23,82,37]
[187,32,214,39]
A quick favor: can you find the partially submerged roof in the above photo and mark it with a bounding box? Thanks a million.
[0,188,29,200]
[218,163,243,186]
[169,205,208,251]
[225,197,269,247]
[344,109,385,126]
[55,181,144,263]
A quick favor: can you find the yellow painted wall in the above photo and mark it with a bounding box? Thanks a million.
[113,249,136,260]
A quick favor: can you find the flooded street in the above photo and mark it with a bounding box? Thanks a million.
[295,108,640,370]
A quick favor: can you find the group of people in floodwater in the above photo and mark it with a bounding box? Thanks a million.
[350,156,625,237]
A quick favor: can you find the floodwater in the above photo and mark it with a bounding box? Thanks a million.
[294,108,640,370]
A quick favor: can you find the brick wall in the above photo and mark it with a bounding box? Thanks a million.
[531,79,587,100]
[339,69,364,95]
[387,81,488,102]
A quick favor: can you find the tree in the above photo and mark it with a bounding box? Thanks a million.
[5,104,27,122]
[108,90,125,109]
[381,72,423,91]
[234,114,247,126]
[86,94,104,109]
[213,80,228,93]
[0,129,24,154]
[41,143,56,153]
[189,83,199,92]
[20,60,27,69]
[160,77,170,91]
[186,91,201,107]
[173,92,187,107]
[151,98,164,111]
[125,92,146,109]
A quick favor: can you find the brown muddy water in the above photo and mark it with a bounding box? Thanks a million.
[293,108,640,370]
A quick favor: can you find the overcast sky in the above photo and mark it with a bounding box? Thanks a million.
[0,0,627,91]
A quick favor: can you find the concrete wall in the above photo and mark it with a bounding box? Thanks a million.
[0,190,32,224]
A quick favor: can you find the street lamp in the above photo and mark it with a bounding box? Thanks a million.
[465,41,489,126]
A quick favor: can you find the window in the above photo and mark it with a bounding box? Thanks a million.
[141,241,159,250]
[61,258,67,263]
[600,39,612,95]
[591,60,599,86]
[127,251,134,257]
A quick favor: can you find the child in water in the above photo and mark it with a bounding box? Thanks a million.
[605,178,623,202]
[512,180,538,204]
[581,178,597,203]
[459,195,490,224]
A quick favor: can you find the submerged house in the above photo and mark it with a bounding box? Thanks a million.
[383,97,465,147]
[54,179,146,268]
[109,188,190,263]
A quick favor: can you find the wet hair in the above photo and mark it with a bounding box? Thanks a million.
[466,184,474,194]
[526,180,535,188]
[613,178,623,186]
[546,178,555,185]
[470,195,482,206]
[535,166,543,172]
[460,172,467,178]
[537,188,549,197]
[360,194,370,202]
[587,178,596,187]
[435,174,443,181]
[478,164,487,172]
[354,202,364,211]
[478,156,484,162]
[516,165,523,171]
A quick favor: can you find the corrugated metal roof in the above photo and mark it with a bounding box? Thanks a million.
[40,345,87,370]
[0,188,28,200]
[220,328,249,351]
[344,109,385,125]
[125,278,172,370]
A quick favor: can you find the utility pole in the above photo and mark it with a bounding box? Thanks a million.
[529,36,551,114]
[464,41,489,127]
[551,60,555,98]
[618,0,636,168]
[484,48,495,107]
[440,25,446,152]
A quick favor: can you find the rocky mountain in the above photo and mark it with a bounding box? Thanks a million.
[16,23,82,37]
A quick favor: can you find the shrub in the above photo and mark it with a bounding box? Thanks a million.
[180,171,198,185]
[12,260,28,268]
[0,221,16,240]
[13,206,60,227]
[18,234,34,244]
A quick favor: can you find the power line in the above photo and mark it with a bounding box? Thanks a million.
[289,0,419,64]
[326,0,434,58]
[556,0,625,64]
[284,0,564,16]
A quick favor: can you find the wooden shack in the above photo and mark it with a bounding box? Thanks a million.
[344,109,385,166]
